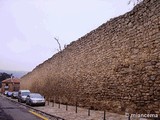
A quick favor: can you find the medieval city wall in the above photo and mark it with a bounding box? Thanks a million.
[21,0,160,114]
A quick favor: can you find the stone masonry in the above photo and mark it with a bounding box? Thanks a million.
[21,0,160,115]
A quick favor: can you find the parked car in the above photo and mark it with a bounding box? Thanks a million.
[6,91,13,97]
[26,93,45,106]
[18,90,30,103]
[11,91,18,99]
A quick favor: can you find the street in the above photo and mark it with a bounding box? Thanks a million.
[0,95,43,120]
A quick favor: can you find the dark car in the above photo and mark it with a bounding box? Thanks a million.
[26,93,45,106]
[6,92,13,97]
[11,92,18,99]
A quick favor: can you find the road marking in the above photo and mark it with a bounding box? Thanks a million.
[29,110,48,120]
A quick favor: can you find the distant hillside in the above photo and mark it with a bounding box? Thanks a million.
[0,70,28,78]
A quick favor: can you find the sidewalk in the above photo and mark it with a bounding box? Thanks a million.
[34,101,147,120]
[2,95,148,120]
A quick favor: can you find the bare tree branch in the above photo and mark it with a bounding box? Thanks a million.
[54,37,62,51]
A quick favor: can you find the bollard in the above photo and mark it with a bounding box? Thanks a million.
[66,103,68,111]
[52,101,54,107]
[52,97,55,107]
[88,108,90,116]
[58,97,61,108]
[103,110,106,120]
[75,102,78,113]
[58,102,60,108]
[47,98,50,105]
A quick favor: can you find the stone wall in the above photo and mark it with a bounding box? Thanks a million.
[21,0,160,115]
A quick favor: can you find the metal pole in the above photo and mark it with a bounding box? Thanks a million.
[52,101,54,107]
[58,97,60,108]
[58,102,60,108]
[128,113,130,120]
[66,103,68,111]
[88,108,90,116]
[75,102,78,113]
[103,110,106,120]
[52,97,55,107]
[47,98,50,105]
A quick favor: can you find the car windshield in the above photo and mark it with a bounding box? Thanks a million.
[30,94,43,98]
[21,92,30,96]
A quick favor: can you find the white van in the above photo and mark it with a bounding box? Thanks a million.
[18,90,30,103]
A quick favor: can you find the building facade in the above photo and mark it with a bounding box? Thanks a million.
[1,78,20,93]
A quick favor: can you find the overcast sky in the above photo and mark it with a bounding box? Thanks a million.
[0,0,133,72]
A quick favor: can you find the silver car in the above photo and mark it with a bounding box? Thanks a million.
[18,90,30,103]
[26,93,45,106]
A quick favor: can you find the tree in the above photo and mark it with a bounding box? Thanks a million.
[0,72,12,87]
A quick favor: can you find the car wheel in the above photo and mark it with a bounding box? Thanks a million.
[29,102,32,106]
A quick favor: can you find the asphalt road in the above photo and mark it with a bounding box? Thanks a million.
[0,95,43,120]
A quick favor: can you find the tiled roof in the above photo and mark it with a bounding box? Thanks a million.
[2,78,20,83]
